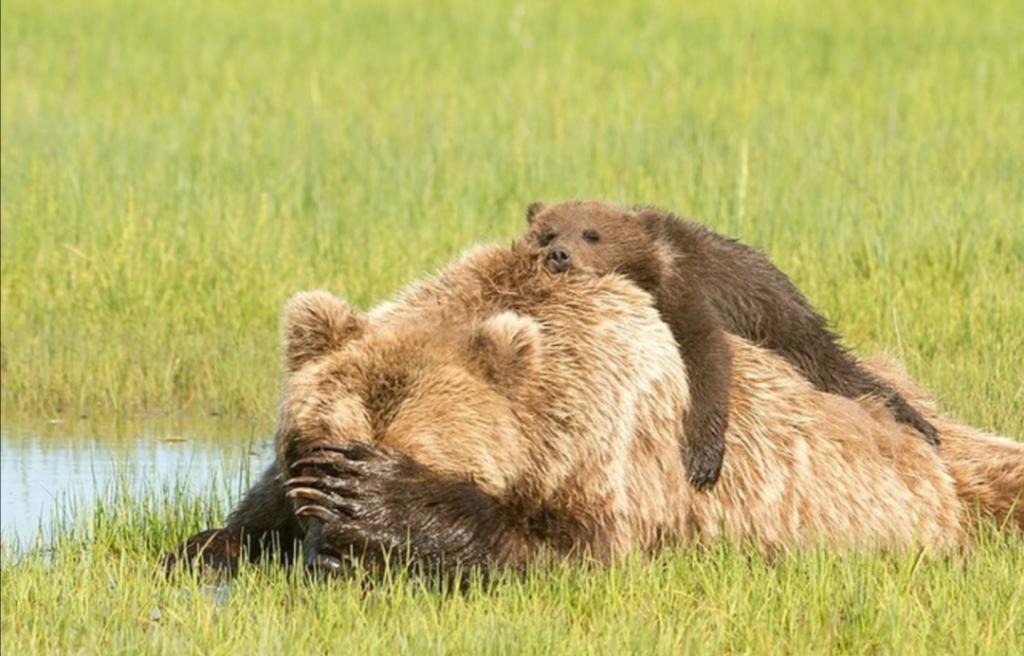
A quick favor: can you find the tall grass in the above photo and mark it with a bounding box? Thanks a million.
[2,481,1023,655]
[2,0,1021,432]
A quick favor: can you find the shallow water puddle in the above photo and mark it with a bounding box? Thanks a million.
[0,418,272,548]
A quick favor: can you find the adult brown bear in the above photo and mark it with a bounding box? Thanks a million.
[167,244,1023,576]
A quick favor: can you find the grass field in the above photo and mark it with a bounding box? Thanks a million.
[3,480,1023,655]
[1,0,1022,653]
[2,0,1021,428]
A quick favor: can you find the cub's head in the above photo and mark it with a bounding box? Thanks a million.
[276,291,542,488]
[524,201,664,283]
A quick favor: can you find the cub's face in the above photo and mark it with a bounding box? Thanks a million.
[275,292,541,492]
[524,201,657,277]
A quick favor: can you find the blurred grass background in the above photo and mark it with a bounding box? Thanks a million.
[2,0,1021,431]
[2,2,1023,653]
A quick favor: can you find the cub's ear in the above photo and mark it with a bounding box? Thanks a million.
[282,290,365,372]
[526,202,547,225]
[468,311,543,391]
[634,207,667,239]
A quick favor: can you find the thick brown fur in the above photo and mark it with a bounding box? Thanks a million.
[522,200,940,490]
[859,355,1024,532]
[164,243,1021,579]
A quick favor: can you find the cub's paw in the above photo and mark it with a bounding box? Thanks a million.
[684,439,725,491]
[888,396,940,447]
[162,528,242,576]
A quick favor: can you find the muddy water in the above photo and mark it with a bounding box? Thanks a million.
[0,417,274,548]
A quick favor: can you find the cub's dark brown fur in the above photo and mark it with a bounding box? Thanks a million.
[524,200,939,488]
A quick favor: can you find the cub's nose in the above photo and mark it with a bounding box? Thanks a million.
[545,247,572,273]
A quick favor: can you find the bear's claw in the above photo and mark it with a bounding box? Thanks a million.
[295,504,342,523]
[285,442,414,573]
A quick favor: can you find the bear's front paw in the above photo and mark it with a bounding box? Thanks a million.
[286,443,416,573]
[685,441,725,491]
[162,528,242,576]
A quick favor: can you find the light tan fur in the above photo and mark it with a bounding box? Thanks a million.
[277,243,1022,561]
[860,356,1024,531]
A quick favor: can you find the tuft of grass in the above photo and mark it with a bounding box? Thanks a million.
[1,0,1021,433]
[2,482,1023,655]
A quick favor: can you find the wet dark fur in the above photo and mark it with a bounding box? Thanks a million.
[165,444,590,581]
[289,442,590,579]
[162,463,303,574]
[525,200,938,490]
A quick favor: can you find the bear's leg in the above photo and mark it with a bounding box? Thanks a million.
[164,463,303,575]
[285,442,587,579]
[655,277,731,490]
[820,353,938,446]
[757,309,939,447]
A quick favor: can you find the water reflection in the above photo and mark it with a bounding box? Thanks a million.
[0,417,274,547]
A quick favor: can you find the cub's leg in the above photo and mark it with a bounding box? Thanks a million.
[671,214,939,447]
[757,310,939,446]
[655,276,732,490]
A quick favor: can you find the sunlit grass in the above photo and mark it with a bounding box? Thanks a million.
[2,481,1022,655]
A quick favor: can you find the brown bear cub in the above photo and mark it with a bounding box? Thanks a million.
[523,200,939,489]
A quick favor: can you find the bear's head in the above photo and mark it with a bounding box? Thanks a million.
[272,243,692,520]
[524,200,667,287]
[275,290,543,495]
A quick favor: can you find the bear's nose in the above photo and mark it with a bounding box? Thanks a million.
[545,247,572,273]
[304,551,345,579]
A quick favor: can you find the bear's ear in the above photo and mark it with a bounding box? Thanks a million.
[634,207,667,239]
[468,311,543,391]
[282,290,365,372]
[526,202,546,225]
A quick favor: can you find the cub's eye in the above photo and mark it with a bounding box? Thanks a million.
[537,232,556,247]
[582,230,600,243]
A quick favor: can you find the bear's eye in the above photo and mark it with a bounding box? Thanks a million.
[582,230,600,243]
[537,232,556,247]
